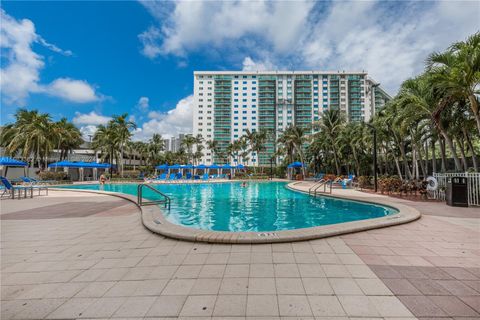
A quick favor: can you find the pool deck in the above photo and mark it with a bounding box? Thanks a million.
[1,186,479,319]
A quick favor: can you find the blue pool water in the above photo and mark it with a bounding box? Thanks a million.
[59,182,398,232]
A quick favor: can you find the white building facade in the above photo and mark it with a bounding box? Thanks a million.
[193,71,391,166]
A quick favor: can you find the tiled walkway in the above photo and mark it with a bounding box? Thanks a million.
[1,190,479,319]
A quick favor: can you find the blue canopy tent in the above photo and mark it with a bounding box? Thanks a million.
[287,161,305,179]
[47,161,111,181]
[195,164,208,175]
[208,164,221,177]
[0,157,28,178]
[221,164,234,178]
[155,164,169,175]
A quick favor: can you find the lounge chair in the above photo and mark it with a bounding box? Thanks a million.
[202,173,209,181]
[157,173,167,180]
[19,177,49,195]
[186,172,192,180]
[0,176,33,199]
[168,173,176,182]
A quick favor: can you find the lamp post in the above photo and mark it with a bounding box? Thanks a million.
[366,124,378,193]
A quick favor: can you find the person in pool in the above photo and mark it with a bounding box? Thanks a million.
[99,174,107,185]
[241,181,247,187]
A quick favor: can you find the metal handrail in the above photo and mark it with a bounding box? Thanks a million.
[137,184,171,209]
[309,179,333,197]
[308,179,325,195]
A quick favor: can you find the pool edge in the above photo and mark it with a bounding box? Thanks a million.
[52,183,421,244]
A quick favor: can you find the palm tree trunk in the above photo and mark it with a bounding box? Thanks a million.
[440,129,462,171]
[463,127,478,172]
[439,138,447,172]
[394,158,403,180]
[399,142,413,179]
[456,138,469,171]
[431,140,437,174]
[415,143,427,178]
[468,95,480,137]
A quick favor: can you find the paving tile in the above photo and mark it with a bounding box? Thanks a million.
[47,297,96,319]
[205,253,230,264]
[104,280,143,297]
[75,281,116,298]
[213,295,247,316]
[274,264,300,278]
[248,277,276,294]
[294,253,318,264]
[316,253,341,264]
[162,279,196,295]
[418,266,455,280]
[391,265,428,279]
[307,295,346,317]
[301,277,334,295]
[345,264,377,278]
[249,264,275,277]
[369,296,414,317]
[179,295,217,317]
[429,295,479,317]
[356,278,393,295]
[251,252,273,263]
[437,280,480,296]
[409,278,452,295]
[11,299,66,319]
[381,278,422,295]
[113,296,156,317]
[278,295,313,317]
[190,278,221,295]
[442,267,479,280]
[322,264,350,277]
[15,283,60,299]
[145,295,187,317]
[397,295,448,318]
[173,265,202,279]
[224,264,250,277]
[79,297,125,318]
[150,265,178,279]
[459,295,480,313]
[219,277,249,294]
[338,295,379,317]
[297,264,325,278]
[275,278,305,294]
[246,294,279,316]
[329,278,363,295]
[198,264,226,278]
[273,252,296,264]
[369,265,402,278]
[132,279,168,296]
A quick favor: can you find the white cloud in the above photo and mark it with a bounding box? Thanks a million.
[72,111,111,126]
[136,96,149,111]
[0,9,101,105]
[140,1,479,94]
[139,0,314,58]
[44,78,100,103]
[133,95,193,141]
[242,57,276,71]
[79,125,98,141]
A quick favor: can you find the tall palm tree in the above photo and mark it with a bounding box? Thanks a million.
[317,110,345,175]
[206,140,219,164]
[427,32,480,135]
[277,125,308,176]
[181,135,196,164]
[110,114,136,177]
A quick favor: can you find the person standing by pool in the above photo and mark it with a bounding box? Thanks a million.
[99,174,107,185]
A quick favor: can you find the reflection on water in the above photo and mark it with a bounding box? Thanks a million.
[59,182,398,232]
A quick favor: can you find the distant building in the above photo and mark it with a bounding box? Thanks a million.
[192,70,391,166]
[166,134,186,152]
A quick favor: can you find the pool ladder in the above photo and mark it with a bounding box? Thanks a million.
[137,184,171,209]
[308,179,332,197]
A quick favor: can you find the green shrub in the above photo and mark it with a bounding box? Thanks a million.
[38,171,68,181]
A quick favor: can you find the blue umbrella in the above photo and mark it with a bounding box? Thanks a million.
[155,164,169,170]
[236,164,245,169]
[288,161,304,168]
[0,157,27,167]
[221,164,234,169]
[181,164,193,169]
[168,164,181,169]
[208,164,221,169]
[196,164,208,169]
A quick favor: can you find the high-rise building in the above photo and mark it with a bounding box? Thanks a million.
[193,71,391,166]
[166,134,186,152]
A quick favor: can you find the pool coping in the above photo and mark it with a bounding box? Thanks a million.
[51,181,421,243]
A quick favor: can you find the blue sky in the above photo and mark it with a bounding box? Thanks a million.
[1,1,478,140]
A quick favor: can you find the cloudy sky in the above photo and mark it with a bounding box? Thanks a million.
[1,1,478,140]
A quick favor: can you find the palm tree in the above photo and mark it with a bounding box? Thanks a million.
[53,118,82,161]
[427,32,480,135]
[206,140,219,164]
[277,125,308,176]
[92,124,119,169]
[317,110,345,175]
[148,134,165,165]
[110,114,136,176]
[181,135,196,164]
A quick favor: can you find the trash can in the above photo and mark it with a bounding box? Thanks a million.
[446,176,468,207]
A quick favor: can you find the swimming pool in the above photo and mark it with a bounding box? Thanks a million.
[59,182,398,232]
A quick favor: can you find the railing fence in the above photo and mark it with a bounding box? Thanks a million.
[432,172,480,206]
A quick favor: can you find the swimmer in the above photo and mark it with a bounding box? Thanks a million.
[241,181,247,187]
[99,174,107,185]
